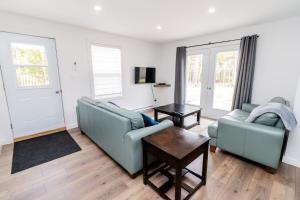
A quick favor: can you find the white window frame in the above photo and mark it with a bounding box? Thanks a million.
[88,43,123,100]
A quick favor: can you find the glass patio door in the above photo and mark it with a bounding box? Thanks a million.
[186,43,239,119]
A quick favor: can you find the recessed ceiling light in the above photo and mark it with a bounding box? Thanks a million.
[208,7,216,13]
[94,5,102,12]
[156,26,162,30]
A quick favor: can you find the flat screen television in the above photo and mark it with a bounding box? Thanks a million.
[135,67,156,84]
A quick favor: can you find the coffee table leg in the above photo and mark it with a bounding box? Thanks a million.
[175,167,182,200]
[179,117,184,128]
[197,111,201,125]
[154,110,158,121]
[143,145,148,185]
[202,146,208,185]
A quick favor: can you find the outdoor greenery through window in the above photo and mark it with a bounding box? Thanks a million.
[213,50,239,111]
[11,43,49,87]
[186,54,203,105]
[186,46,239,114]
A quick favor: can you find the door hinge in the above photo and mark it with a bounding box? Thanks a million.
[10,123,13,129]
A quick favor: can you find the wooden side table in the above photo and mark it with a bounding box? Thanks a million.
[142,127,209,200]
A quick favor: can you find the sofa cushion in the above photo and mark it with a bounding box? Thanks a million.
[270,97,289,106]
[98,102,145,130]
[81,97,145,130]
[208,122,218,138]
[107,101,120,108]
[242,103,259,113]
[275,119,285,129]
[226,109,250,121]
[141,114,159,127]
[254,112,279,127]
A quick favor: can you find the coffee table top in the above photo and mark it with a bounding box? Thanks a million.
[154,104,201,116]
[142,127,209,160]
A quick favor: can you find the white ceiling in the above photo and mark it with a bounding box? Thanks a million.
[0,0,299,43]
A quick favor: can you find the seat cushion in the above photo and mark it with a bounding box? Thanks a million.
[208,122,218,138]
[226,109,250,121]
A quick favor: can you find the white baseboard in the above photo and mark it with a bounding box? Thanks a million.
[66,123,78,130]
[283,155,300,168]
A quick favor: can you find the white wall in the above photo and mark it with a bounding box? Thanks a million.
[157,16,300,167]
[284,75,300,167]
[0,11,161,144]
[157,17,300,107]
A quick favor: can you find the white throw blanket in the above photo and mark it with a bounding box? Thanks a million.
[246,102,297,131]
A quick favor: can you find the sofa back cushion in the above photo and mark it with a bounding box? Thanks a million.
[251,97,289,129]
[274,119,285,129]
[270,97,290,106]
[80,97,145,130]
[254,112,279,127]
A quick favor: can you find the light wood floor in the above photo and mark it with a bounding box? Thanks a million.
[0,117,299,200]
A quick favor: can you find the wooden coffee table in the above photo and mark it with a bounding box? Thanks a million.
[154,104,201,129]
[142,127,209,200]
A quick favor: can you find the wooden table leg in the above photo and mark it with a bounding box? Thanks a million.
[175,167,182,200]
[143,144,148,185]
[202,145,208,185]
[179,117,184,128]
[197,111,201,125]
[154,110,158,121]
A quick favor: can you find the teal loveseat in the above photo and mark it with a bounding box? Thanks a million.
[77,97,173,177]
[208,99,289,172]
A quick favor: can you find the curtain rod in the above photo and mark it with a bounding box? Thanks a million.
[186,35,259,49]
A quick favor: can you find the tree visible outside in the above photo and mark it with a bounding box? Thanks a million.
[11,43,49,87]
[213,51,238,111]
[186,54,202,105]
[186,50,239,111]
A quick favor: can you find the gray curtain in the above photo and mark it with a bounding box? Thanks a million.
[232,35,258,110]
[174,47,187,104]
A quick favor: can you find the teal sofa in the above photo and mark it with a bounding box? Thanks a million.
[77,97,173,177]
[208,99,289,172]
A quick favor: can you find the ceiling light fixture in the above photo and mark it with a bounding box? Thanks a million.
[156,26,162,30]
[208,7,216,13]
[94,5,102,12]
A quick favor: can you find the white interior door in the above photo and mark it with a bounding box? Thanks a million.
[0,32,65,139]
[186,43,239,119]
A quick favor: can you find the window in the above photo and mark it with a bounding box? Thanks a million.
[212,50,239,111]
[186,54,203,106]
[90,45,122,99]
[11,43,50,88]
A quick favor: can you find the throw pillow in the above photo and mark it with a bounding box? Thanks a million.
[141,114,159,127]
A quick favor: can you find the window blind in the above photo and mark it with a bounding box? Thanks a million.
[90,45,122,99]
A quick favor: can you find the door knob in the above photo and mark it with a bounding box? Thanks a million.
[55,90,62,94]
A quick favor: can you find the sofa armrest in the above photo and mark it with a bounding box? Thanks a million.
[125,120,173,147]
[241,103,259,113]
[123,120,173,174]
